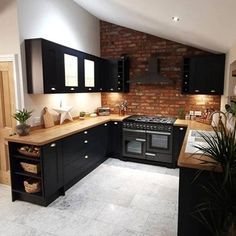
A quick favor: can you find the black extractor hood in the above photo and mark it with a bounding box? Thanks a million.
[128,57,173,85]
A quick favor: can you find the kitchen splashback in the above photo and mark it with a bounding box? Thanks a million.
[100,21,221,116]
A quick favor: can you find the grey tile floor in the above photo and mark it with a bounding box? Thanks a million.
[0,158,179,236]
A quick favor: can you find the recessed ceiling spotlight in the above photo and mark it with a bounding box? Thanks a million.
[172,16,180,22]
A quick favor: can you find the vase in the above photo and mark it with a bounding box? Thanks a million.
[16,124,30,136]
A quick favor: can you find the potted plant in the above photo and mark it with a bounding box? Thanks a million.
[79,111,86,120]
[192,114,236,235]
[13,109,32,136]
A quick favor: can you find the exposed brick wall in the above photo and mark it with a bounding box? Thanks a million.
[100,21,221,117]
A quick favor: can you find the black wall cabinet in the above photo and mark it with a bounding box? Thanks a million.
[25,38,129,94]
[182,54,225,95]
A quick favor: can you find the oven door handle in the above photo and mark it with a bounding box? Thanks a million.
[145,152,156,157]
[146,131,171,135]
[135,138,146,142]
[123,128,146,133]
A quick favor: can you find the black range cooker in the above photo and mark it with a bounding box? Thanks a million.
[122,115,176,167]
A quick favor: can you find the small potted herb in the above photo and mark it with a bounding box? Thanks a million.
[13,109,32,136]
[79,111,86,120]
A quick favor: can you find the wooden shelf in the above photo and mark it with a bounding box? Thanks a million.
[15,171,41,180]
[13,154,40,162]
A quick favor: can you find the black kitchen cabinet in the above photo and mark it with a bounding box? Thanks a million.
[173,125,187,167]
[100,56,130,93]
[25,38,64,94]
[9,141,64,206]
[25,38,129,94]
[178,167,221,235]
[182,54,225,95]
[62,123,109,188]
[108,121,123,158]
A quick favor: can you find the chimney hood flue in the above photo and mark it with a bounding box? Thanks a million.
[128,57,173,85]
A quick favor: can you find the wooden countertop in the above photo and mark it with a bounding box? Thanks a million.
[176,119,220,171]
[6,114,128,146]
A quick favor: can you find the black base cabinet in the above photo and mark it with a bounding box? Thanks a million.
[9,122,111,206]
[178,167,222,236]
[9,141,64,206]
[173,126,187,167]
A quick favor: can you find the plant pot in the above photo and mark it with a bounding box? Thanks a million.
[16,124,30,136]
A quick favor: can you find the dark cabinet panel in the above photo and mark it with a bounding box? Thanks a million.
[108,121,123,158]
[182,54,225,95]
[25,38,64,94]
[173,126,187,167]
[99,56,130,93]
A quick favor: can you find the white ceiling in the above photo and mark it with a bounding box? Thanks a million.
[74,0,236,53]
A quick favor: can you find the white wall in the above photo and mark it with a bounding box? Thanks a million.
[16,0,101,125]
[0,0,24,111]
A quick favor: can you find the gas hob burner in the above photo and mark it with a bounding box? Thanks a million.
[124,115,176,124]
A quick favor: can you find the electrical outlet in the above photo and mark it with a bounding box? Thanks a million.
[33,117,41,124]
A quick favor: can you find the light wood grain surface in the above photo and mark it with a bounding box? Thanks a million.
[176,119,220,171]
[6,115,129,146]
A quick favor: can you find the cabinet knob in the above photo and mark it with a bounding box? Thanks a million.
[180,127,184,131]
[88,88,92,91]
[195,89,200,93]
[84,131,88,134]
[118,88,121,90]
[114,122,118,125]
[85,155,88,159]
[51,87,56,91]
[110,88,114,91]
[210,90,216,93]
[84,140,88,144]
[104,123,107,126]
[100,88,103,91]
[50,143,56,147]
[70,88,75,91]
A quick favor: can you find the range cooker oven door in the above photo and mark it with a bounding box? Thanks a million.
[146,130,173,155]
[123,128,146,159]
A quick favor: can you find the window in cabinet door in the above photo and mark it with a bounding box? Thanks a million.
[84,59,95,87]
[64,54,78,87]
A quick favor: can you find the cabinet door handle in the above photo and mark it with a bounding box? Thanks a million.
[85,155,88,159]
[104,123,107,126]
[51,87,56,91]
[114,122,118,125]
[50,143,56,147]
[136,138,146,142]
[70,88,75,91]
[145,152,156,157]
[84,140,88,144]
[110,88,114,91]
[195,89,200,93]
[100,88,103,91]
[180,127,184,131]
[210,90,216,93]
[84,131,88,134]
[89,88,92,91]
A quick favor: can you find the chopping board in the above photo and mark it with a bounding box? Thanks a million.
[43,107,55,128]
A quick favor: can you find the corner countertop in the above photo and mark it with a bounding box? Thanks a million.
[175,119,220,171]
[6,114,129,146]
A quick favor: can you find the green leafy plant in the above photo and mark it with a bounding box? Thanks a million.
[13,109,32,124]
[79,111,86,117]
[192,123,236,236]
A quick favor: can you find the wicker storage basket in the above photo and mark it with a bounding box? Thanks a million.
[18,146,40,158]
[23,179,41,193]
[20,162,40,174]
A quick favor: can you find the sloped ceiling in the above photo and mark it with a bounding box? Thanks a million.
[74,0,236,53]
